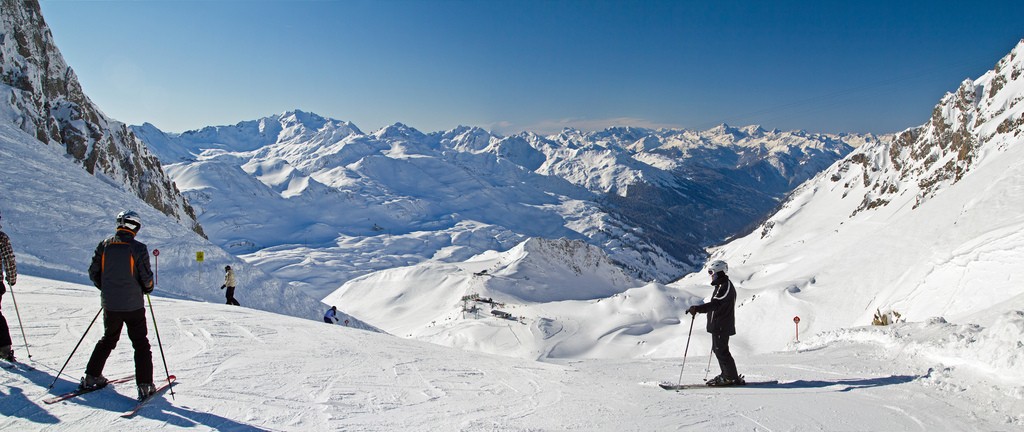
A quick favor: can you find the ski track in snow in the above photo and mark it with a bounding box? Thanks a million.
[2,277,1022,431]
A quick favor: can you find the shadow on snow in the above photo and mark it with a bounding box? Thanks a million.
[770,374,919,392]
[1,364,269,430]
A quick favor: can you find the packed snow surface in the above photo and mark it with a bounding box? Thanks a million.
[2,276,1022,431]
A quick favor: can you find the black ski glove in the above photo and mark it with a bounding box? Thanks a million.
[687,306,698,315]
[220,284,225,290]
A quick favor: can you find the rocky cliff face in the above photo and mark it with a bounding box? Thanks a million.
[828,39,1024,217]
[0,0,203,236]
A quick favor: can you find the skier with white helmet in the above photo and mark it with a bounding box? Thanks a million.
[687,259,743,386]
[81,210,158,400]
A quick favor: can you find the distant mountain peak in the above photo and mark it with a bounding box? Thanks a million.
[374,122,425,140]
[825,38,1024,216]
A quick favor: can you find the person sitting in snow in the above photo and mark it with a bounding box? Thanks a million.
[324,306,339,324]
[687,259,743,386]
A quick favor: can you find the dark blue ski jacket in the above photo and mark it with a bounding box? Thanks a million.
[88,229,154,312]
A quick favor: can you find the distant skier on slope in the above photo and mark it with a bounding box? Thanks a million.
[0,211,19,362]
[324,306,339,324]
[687,259,744,386]
[220,265,241,306]
[82,210,158,400]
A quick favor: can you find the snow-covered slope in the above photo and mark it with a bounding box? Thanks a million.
[673,39,1024,366]
[324,237,676,359]
[1,3,1022,427]
[2,275,1021,430]
[325,41,1024,389]
[0,1,202,235]
[0,109,327,321]
[136,113,870,298]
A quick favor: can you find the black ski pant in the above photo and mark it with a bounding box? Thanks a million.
[711,332,739,380]
[225,286,240,306]
[85,308,153,385]
[0,295,12,348]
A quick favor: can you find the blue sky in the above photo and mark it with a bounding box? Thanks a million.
[38,0,1024,136]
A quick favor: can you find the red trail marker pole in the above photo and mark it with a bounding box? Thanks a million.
[152,249,160,286]
[793,316,801,342]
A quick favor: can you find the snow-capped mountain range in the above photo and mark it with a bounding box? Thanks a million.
[133,111,875,299]
[0,105,333,321]
[0,0,353,324]
[1,1,1022,427]
[324,40,1024,384]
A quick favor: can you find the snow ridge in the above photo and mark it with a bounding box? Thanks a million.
[823,39,1024,217]
[695,39,1024,358]
[135,112,872,296]
[0,1,203,235]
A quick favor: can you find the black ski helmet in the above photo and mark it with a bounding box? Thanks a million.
[225,265,231,271]
[116,210,142,233]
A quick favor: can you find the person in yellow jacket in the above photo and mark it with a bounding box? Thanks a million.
[220,265,240,306]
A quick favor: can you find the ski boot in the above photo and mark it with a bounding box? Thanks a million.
[137,383,157,401]
[79,374,109,391]
[706,375,737,387]
[0,345,14,362]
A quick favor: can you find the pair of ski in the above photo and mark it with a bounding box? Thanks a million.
[43,374,177,418]
[659,379,778,391]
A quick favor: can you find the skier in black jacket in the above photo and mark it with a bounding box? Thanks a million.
[687,260,743,386]
[81,210,158,400]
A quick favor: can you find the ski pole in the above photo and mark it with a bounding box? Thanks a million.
[675,313,696,387]
[146,293,174,398]
[704,345,714,380]
[50,307,103,388]
[7,284,32,360]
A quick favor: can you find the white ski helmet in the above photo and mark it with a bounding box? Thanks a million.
[707,260,728,275]
[116,210,142,233]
